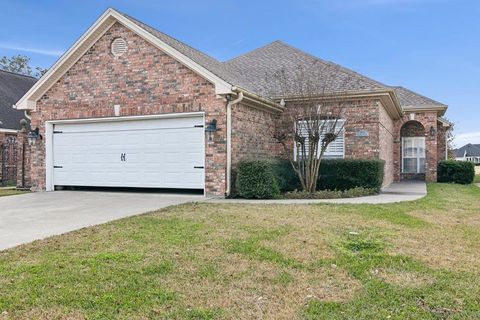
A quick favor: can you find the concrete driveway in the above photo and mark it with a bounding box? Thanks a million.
[0,191,204,251]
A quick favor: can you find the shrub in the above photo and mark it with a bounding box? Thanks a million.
[269,159,300,192]
[317,159,385,191]
[235,160,280,199]
[265,158,384,192]
[438,160,475,184]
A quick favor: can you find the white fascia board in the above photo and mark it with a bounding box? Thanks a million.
[0,128,19,133]
[16,8,232,111]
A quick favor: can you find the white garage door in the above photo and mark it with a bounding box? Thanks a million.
[52,115,205,189]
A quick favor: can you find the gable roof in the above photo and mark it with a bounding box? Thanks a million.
[0,70,35,130]
[15,8,234,111]
[393,86,447,115]
[14,8,446,118]
[223,40,389,98]
[454,143,480,158]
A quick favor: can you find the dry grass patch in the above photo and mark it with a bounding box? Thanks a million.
[371,268,434,288]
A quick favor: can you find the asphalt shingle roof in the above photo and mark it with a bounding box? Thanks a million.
[107,11,449,112]
[0,70,36,130]
[454,144,480,158]
[120,13,251,89]
[393,86,446,109]
[223,41,388,98]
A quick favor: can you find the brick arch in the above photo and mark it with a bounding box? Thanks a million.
[400,120,425,137]
[393,112,439,182]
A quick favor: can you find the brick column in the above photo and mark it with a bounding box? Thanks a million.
[16,129,32,189]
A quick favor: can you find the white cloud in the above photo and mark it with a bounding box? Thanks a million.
[0,43,63,57]
[453,131,480,148]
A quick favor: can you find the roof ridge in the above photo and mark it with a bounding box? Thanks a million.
[223,40,283,63]
[226,40,388,90]
[119,12,221,64]
[0,69,37,80]
[279,41,388,88]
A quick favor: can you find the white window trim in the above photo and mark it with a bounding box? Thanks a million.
[401,137,426,174]
[294,119,345,160]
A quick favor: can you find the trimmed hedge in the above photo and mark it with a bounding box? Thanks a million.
[269,158,384,192]
[317,159,385,191]
[438,160,475,184]
[235,160,280,199]
[235,158,385,198]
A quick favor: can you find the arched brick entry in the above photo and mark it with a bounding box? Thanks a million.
[393,112,438,182]
[400,121,426,180]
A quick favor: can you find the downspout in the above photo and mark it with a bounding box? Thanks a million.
[226,89,244,197]
[24,110,32,121]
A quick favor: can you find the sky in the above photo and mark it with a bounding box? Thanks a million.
[1,0,478,147]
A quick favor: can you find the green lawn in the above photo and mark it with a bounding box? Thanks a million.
[1,184,480,319]
[0,188,29,197]
[474,175,480,183]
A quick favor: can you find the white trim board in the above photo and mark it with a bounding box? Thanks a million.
[15,8,232,111]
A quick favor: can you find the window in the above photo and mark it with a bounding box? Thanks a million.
[402,137,425,173]
[295,120,345,159]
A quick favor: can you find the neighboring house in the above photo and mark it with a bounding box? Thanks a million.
[0,70,36,139]
[454,144,480,164]
[0,70,36,186]
[14,8,451,196]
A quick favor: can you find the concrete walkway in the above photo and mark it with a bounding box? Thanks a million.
[208,181,427,205]
[0,191,203,251]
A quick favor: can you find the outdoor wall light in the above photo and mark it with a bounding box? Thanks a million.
[429,126,437,137]
[205,119,217,133]
[205,119,217,142]
[27,127,42,146]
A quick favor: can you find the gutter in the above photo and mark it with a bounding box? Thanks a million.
[225,89,244,197]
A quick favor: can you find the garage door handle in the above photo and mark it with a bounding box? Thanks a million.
[194,166,204,169]
[54,166,63,169]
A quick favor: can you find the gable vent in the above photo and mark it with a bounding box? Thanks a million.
[111,38,127,57]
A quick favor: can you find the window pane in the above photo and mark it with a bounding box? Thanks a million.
[417,138,426,157]
[403,158,417,173]
[419,158,426,173]
[404,147,417,157]
[296,120,345,159]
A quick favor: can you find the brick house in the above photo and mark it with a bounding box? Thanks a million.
[14,8,450,196]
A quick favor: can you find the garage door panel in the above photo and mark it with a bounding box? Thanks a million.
[53,116,204,189]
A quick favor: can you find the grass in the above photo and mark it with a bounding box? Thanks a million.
[0,188,29,197]
[1,183,480,319]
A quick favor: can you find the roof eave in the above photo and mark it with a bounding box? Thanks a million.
[233,86,284,113]
[402,105,448,116]
[273,89,403,119]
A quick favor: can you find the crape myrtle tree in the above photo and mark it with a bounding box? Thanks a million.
[272,63,352,194]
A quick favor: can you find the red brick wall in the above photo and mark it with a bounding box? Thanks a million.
[437,123,448,161]
[378,103,394,186]
[29,22,227,195]
[231,102,279,165]
[394,112,439,182]
[343,99,381,159]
